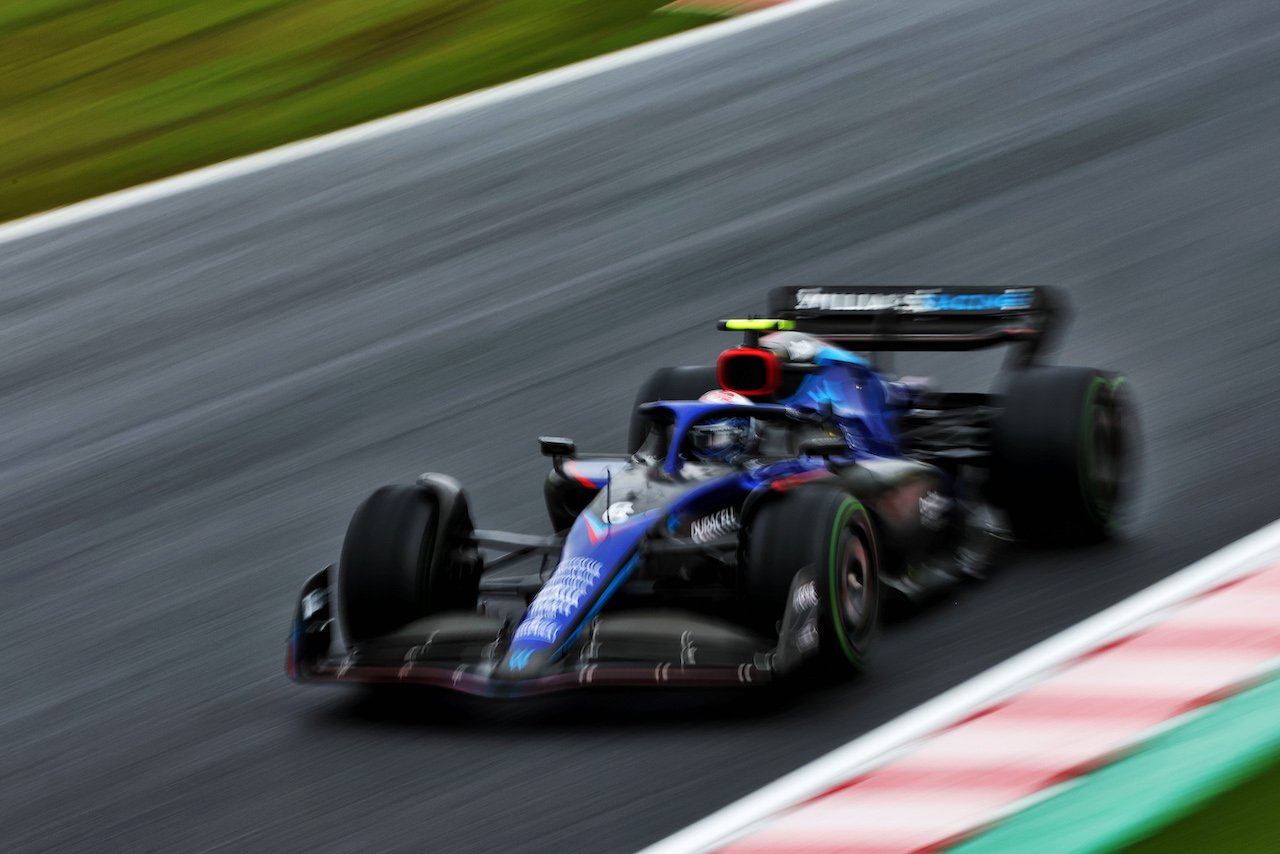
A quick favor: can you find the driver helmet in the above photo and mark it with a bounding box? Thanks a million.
[689,390,755,462]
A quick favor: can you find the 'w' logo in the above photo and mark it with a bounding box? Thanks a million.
[509,649,534,671]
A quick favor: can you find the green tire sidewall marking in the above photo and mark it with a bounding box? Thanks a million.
[1078,376,1128,528]
[828,496,868,667]
[1102,376,1128,531]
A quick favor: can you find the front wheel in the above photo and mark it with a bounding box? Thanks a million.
[337,478,481,644]
[745,487,880,673]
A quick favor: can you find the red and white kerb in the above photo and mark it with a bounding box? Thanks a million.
[711,564,1280,854]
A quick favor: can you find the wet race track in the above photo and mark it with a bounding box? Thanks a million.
[2,0,1280,851]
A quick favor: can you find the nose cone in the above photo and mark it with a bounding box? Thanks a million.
[498,510,657,679]
[493,644,553,680]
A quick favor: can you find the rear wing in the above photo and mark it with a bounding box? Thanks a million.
[762,285,1064,363]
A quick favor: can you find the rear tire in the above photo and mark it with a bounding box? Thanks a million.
[627,366,720,453]
[338,481,481,644]
[990,366,1133,545]
[745,487,880,673]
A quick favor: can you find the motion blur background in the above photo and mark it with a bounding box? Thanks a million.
[2,0,1279,851]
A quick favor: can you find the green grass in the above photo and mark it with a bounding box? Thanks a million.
[0,0,714,224]
[1121,759,1280,854]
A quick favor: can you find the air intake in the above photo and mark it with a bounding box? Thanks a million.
[717,348,781,397]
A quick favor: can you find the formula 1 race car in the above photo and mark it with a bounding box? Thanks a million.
[288,286,1133,697]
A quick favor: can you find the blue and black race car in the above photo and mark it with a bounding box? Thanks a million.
[288,286,1133,697]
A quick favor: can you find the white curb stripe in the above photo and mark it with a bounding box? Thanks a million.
[1032,649,1274,697]
[636,519,1280,854]
[905,717,1148,765]
[1169,591,1280,626]
[747,791,1013,839]
[0,0,856,248]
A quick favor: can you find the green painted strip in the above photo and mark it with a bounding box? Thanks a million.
[949,672,1280,854]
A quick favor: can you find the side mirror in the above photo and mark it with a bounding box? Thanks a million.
[539,436,577,458]
[799,437,848,459]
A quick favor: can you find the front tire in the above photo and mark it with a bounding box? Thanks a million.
[338,480,481,644]
[745,487,880,673]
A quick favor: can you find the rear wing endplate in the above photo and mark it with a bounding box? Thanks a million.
[762,285,1064,363]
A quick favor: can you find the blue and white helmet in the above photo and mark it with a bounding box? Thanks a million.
[689,390,755,462]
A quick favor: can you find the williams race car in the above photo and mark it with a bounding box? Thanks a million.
[287,286,1133,697]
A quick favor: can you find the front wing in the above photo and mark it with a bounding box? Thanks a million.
[287,565,822,698]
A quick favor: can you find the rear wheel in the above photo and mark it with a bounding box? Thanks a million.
[627,365,720,453]
[990,366,1133,545]
[745,487,880,673]
[338,478,481,644]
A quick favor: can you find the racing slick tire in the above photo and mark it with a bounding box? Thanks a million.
[627,365,721,453]
[990,366,1133,545]
[338,477,481,645]
[745,487,880,674]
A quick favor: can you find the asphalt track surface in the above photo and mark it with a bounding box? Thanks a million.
[3,0,1280,851]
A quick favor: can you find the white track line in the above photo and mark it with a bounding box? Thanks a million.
[0,0,854,248]
[636,518,1280,854]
